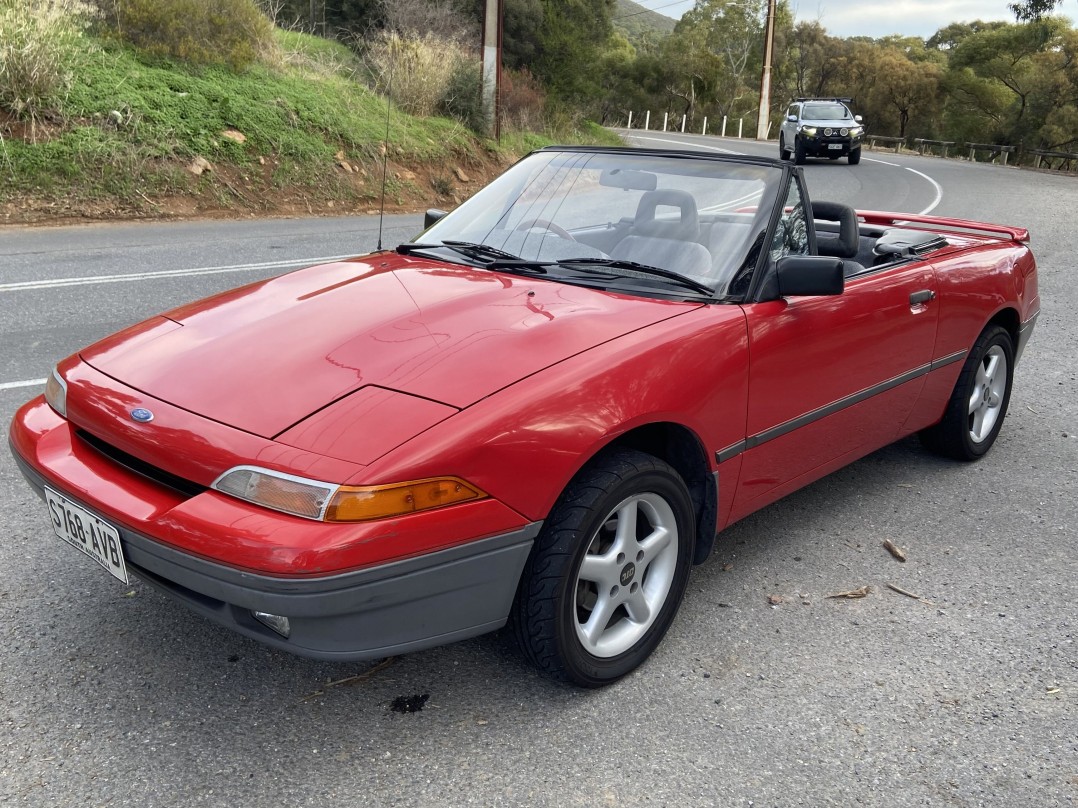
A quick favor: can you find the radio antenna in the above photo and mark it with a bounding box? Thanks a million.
[376,62,392,252]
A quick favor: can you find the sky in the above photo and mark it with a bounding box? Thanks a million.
[654,0,1050,39]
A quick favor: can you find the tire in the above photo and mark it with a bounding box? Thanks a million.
[920,325,1014,461]
[779,134,789,160]
[848,147,862,165]
[794,138,807,165]
[510,449,695,687]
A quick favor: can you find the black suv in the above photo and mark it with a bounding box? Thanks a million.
[779,98,865,165]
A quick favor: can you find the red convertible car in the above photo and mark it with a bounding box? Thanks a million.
[10,147,1039,686]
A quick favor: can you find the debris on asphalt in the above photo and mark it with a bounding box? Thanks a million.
[882,540,907,562]
[885,582,922,600]
[390,694,430,714]
[299,657,395,702]
[767,594,784,605]
[827,585,871,599]
[722,563,734,572]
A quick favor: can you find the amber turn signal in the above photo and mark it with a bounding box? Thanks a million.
[325,477,486,522]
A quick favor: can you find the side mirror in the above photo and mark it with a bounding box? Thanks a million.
[424,208,448,229]
[786,114,797,122]
[854,114,863,123]
[776,255,844,297]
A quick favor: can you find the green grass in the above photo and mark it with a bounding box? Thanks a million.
[0,29,622,213]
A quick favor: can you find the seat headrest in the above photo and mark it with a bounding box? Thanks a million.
[634,189,700,241]
[811,200,859,259]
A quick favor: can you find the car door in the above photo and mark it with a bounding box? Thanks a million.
[728,178,939,522]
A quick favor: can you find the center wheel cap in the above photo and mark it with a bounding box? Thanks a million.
[620,563,636,587]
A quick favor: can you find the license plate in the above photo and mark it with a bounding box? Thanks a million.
[44,487,129,584]
[828,143,843,150]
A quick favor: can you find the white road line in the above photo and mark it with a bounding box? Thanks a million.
[863,157,901,167]
[0,378,46,391]
[0,253,358,292]
[905,166,944,215]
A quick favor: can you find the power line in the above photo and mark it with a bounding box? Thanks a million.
[613,0,690,21]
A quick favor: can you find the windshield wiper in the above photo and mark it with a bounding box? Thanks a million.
[396,240,524,262]
[556,258,714,296]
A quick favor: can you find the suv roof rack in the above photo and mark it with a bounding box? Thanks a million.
[794,97,855,104]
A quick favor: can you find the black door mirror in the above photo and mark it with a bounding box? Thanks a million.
[776,255,844,297]
[424,208,448,229]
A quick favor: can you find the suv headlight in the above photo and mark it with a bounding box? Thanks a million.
[800,125,817,136]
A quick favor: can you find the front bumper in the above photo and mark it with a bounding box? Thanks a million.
[802,134,864,156]
[11,432,540,662]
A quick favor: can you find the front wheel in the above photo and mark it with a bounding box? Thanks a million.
[848,147,862,165]
[511,450,695,687]
[779,134,789,160]
[794,138,807,165]
[920,325,1014,460]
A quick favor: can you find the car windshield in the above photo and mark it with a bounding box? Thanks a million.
[803,104,851,120]
[417,149,782,296]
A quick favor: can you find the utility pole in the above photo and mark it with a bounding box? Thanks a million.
[481,0,503,139]
[755,0,776,140]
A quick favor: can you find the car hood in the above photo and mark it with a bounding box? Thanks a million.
[80,254,699,438]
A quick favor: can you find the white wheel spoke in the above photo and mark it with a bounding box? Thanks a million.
[582,594,618,646]
[624,588,652,624]
[638,526,672,567]
[968,386,982,416]
[578,553,619,587]
[613,501,638,548]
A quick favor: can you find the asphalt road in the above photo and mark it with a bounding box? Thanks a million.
[1,137,1075,807]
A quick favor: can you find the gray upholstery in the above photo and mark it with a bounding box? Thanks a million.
[611,235,712,277]
[632,189,701,241]
[812,200,859,259]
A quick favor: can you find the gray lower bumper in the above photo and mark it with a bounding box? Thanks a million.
[13,449,540,661]
[1015,310,1038,366]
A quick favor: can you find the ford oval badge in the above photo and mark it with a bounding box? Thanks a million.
[130,408,154,423]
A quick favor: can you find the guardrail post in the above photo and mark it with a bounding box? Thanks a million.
[738,118,743,138]
[681,115,686,133]
[722,116,727,137]
[627,111,633,129]
[662,112,668,132]
[644,111,650,130]
[702,117,708,136]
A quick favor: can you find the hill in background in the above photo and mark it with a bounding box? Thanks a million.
[614,0,677,42]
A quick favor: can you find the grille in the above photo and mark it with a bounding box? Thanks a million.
[76,429,207,498]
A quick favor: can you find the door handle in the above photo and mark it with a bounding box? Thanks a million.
[909,289,936,305]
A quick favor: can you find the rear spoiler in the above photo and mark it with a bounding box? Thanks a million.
[856,210,1030,244]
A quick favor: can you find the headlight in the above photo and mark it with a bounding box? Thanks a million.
[800,125,817,136]
[213,466,335,519]
[850,126,863,136]
[212,466,486,522]
[44,368,68,418]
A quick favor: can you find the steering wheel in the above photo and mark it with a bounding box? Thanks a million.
[514,218,576,241]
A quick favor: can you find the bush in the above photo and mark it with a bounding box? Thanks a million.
[498,68,547,133]
[438,58,488,134]
[363,31,461,117]
[0,0,96,119]
[101,0,274,71]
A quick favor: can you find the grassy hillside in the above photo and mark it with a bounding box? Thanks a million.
[0,27,619,224]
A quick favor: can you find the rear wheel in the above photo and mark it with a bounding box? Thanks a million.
[920,325,1014,460]
[794,138,807,165]
[511,450,695,687]
[848,147,862,165]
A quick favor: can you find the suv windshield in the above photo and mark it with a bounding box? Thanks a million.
[417,150,782,296]
[802,104,851,120]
